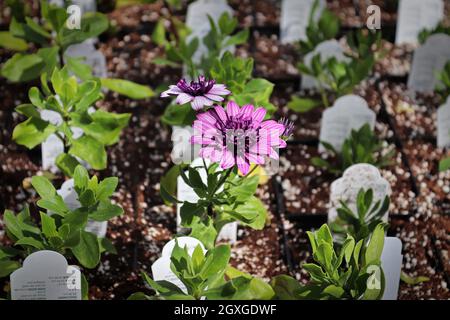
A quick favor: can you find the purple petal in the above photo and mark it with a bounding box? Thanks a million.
[213,106,228,122]
[208,84,230,96]
[191,96,213,111]
[176,93,194,105]
[226,100,240,117]
[237,157,250,175]
[220,150,235,169]
[239,104,254,118]
[252,107,267,124]
[204,94,225,102]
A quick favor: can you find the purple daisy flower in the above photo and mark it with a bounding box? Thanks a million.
[191,101,287,175]
[160,76,231,111]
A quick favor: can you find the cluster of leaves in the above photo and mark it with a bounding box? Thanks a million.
[311,124,395,175]
[291,30,381,109]
[161,163,267,249]
[153,12,248,78]
[271,223,386,300]
[330,188,389,242]
[132,242,273,300]
[0,1,107,82]
[418,23,450,44]
[0,1,153,99]
[298,0,340,55]
[12,66,131,174]
[0,165,123,279]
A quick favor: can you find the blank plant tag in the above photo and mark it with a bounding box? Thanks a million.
[437,97,450,147]
[319,95,376,152]
[380,237,403,300]
[71,0,97,13]
[395,0,444,45]
[301,40,349,90]
[328,163,392,223]
[176,158,237,243]
[10,250,81,300]
[185,0,234,67]
[280,0,325,44]
[56,179,108,238]
[152,236,207,293]
[408,34,450,92]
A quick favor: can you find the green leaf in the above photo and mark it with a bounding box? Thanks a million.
[162,103,196,126]
[1,53,44,82]
[270,275,303,300]
[160,165,182,205]
[71,231,101,269]
[0,31,28,51]
[400,271,429,285]
[365,223,385,265]
[152,19,166,46]
[69,136,107,170]
[96,177,118,200]
[200,245,230,279]
[15,237,45,250]
[89,201,123,221]
[31,176,57,199]
[0,260,21,278]
[40,212,59,238]
[288,96,321,113]
[15,104,40,118]
[59,12,109,49]
[13,117,56,149]
[100,78,154,99]
[56,153,80,177]
[439,157,450,172]
[66,56,94,81]
[189,216,217,250]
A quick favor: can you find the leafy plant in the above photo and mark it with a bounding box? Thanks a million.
[292,30,381,108]
[153,11,248,79]
[132,241,274,300]
[299,0,340,55]
[161,163,267,249]
[12,66,131,174]
[210,52,276,115]
[311,124,395,175]
[271,223,387,300]
[330,188,389,242]
[0,1,153,99]
[0,165,123,275]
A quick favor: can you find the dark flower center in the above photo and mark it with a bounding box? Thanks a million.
[177,76,215,96]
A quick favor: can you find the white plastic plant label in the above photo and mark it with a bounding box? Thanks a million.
[171,126,200,165]
[65,41,107,78]
[41,110,64,173]
[407,34,450,92]
[328,163,392,222]
[55,179,108,238]
[280,0,325,44]
[162,236,206,257]
[437,97,450,148]
[176,158,238,243]
[380,237,403,300]
[395,0,444,45]
[319,95,376,152]
[71,0,97,13]
[301,40,349,90]
[10,250,81,300]
[152,236,207,293]
[185,0,234,67]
